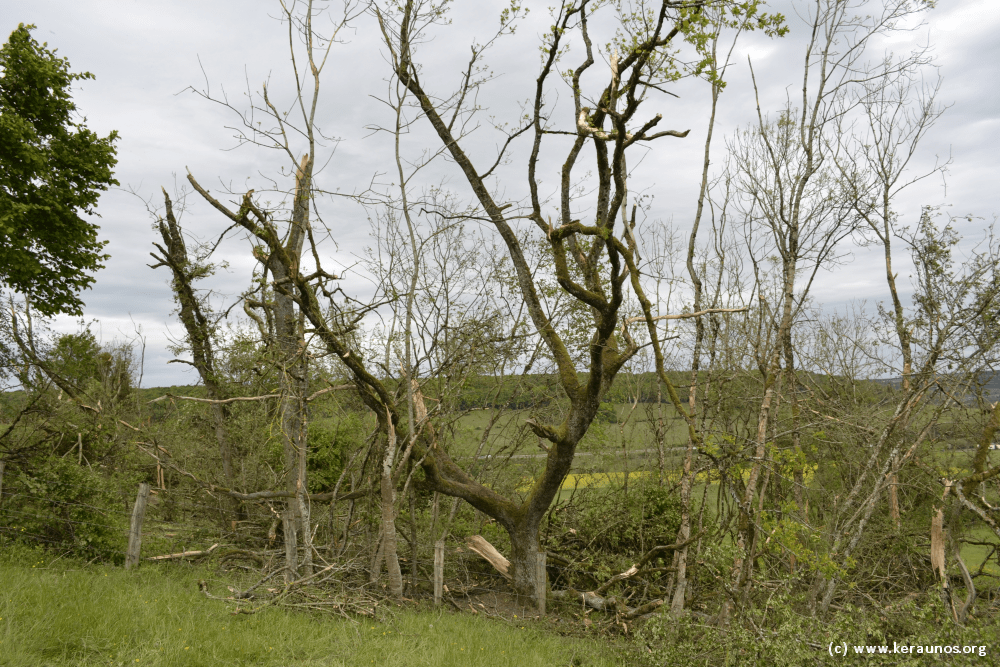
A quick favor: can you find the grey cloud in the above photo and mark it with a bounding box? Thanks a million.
[2,0,997,386]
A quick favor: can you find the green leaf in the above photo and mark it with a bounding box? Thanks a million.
[0,24,118,316]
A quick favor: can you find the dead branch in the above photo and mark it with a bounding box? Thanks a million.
[306,384,356,401]
[952,484,1000,540]
[218,549,266,567]
[953,543,976,625]
[625,307,749,325]
[133,441,370,502]
[148,384,353,406]
[551,587,663,619]
[149,393,280,405]
[148,544,219,561]
[632,531,705,571]
[230,570,284,601]
[551,588,614,611]
[805,408,878,434]
[594,564,641,597]
[623,598,664,619]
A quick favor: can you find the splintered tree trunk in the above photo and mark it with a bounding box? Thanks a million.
[273,153,313,579]
[152,191,240,512]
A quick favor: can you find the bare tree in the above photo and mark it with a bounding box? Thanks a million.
[725,0,933,617]
[185,0,367,581]
[671,4,769,616]
[373,0,783,599]
[835,59,946,527]
[149,190,238,497]
[811,212,1000,615]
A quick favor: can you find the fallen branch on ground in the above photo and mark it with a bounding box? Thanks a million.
[148,544,219,561]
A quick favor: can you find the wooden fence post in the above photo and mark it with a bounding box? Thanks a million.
[433,539,445,606]
[535,551,547,615]
[0,459,5,508]
[126,482,150,570]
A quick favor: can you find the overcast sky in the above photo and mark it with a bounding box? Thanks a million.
[2,0,998,387]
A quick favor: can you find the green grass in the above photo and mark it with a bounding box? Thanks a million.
[447,402,689,461]
[0,548,621,667]
[961,525,1000,578]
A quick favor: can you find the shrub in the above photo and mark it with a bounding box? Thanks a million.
[546,478,682,558]
[306,413,365,493]
[2,455,131,562]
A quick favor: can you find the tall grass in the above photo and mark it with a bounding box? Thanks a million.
[0,547,620,667]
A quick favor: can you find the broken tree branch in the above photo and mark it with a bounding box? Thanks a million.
[148,544,219,561]
[465,535,512,580]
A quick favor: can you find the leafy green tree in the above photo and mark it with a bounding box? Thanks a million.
[0,24,118,316]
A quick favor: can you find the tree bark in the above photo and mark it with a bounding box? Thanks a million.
[379,419,404,598]
[272,154,313,578]
[282,509,298,583]
[509,524,541,605]
[151,192,237,492]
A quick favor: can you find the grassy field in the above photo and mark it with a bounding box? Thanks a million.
[961,525,1000,578]
[0,548,622,667]
[446,402,999,578]
[444,402,689,466]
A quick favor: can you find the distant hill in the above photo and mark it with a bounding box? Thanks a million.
[873,372,1000,403]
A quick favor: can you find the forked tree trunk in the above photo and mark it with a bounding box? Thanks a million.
[273,154,313,579]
